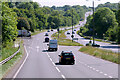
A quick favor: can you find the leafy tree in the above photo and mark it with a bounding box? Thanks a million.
[2,3,18,46]
[17,17,30,30]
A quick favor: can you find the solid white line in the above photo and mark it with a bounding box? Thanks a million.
[50,58,52,61]
[52,62,55,66]
[13,45,29,78]
[55,67,60,72]
[61,75,65,79]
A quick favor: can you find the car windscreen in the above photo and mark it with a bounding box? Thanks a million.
[62,53,73,56]
[50,43,57,44]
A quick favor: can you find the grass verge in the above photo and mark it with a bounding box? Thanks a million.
[51,30,83,46]
[0,39,24,79]
[77,30,110,43]
[79,46,119,64]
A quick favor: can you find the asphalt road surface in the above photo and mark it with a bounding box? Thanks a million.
[9,30,118,79]
[65,12,119,53]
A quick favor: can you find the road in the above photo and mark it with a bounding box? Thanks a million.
[5,30,117,79]
[65,12,119,53]
[5,12,118,79]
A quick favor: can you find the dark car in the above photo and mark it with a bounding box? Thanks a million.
[74,29,76,31]
[58,51,75,65]
[72,31,75,34]
[47,30,50,32]
[45,33,49,36]
[45,37,49,42]
[51,29,53,31]
[67,31,70,34]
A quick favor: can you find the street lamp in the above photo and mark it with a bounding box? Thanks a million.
[71,9,74,42]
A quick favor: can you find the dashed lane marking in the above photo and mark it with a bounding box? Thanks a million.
[79,61,113,78]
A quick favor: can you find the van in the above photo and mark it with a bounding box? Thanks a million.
[18,30,31,37]
[48,40,58,51]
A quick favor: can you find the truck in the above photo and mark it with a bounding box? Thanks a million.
[18,30,31,37]
[48,39,58,51]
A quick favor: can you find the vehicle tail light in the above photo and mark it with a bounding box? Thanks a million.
[61,56,63,58]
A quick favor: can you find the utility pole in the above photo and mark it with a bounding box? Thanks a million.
[71,9,74,42]
[58,13,60,39]
[92,1,95,45]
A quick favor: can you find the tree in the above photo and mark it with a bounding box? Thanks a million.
[17,17,30,30]
[2,3,18,46]
[94,7,118,38]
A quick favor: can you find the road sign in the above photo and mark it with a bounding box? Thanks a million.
[71,35,74,38]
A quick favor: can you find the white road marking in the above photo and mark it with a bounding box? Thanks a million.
[13,45,29,78]
[36,46,39,52]
[96,70,99,72]
[50,58,52,61]
[92,68,95,70]
[52,62,55,66]
[89,67,92,69]
[56,67,60,72]
[108,76,113,78]
[61,75,65,79]
[104,74,107,76]
[99,71,103,74]
[78,61,113,78]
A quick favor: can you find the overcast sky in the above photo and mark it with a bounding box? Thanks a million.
[33,0,119,7]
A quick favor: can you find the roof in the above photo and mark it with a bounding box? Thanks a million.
[62,51,72,53]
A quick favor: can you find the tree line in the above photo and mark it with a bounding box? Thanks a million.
[80,2,120,43]
[2,2,89,47]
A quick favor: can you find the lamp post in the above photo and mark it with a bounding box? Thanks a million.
[71,9,74,42]
[86,0,100,45]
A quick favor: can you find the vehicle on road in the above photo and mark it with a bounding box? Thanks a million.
[48,39,58,51]
[58,51,75,65]
[72,31,75,34]
[74,29,76,31]
[51,29,53,31]
[45,37,49,42]
[47,30,50,32]
[45,33,49,36]
[18,30,31,37]
[67,31,70,34]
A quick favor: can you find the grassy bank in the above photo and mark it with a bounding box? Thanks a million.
[79,46,119,64]
[0,39,24,78]
[77,30,111,43]
[1,39,21,62]
[51,30,83,46]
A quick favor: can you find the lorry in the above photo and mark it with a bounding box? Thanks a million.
[48,39,58,51]
[18,30,31,37]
